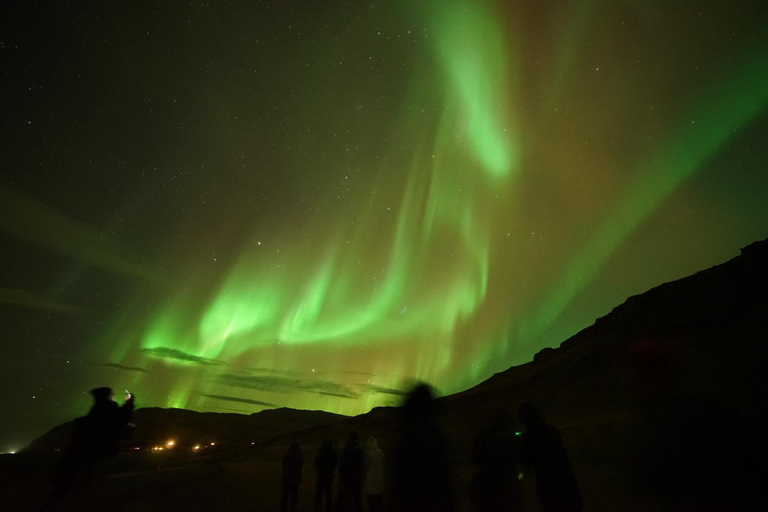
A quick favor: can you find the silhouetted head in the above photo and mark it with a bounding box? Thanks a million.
[90,387,114,402]
[289,442,301,451]
[518,402,543,430]
[367,436,379,450]
[349,432,359,442]
[402,383,435,420]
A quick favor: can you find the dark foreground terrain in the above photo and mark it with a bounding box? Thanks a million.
[0,442,620,512]
[3,238,767,511]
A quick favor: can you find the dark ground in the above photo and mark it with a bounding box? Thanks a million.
[0,424,630,512]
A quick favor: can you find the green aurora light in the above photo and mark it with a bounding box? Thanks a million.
[2,0,768,445]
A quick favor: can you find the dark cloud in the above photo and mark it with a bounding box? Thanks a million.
[316,391,358,399]
[243,367,300,375]
[201,393,278,407]
[141,347,225,366]
[218,373,359,399]
[103,362,148,373]
[244,367,376,379]
[361,384,409,396]
[225,369,403,399]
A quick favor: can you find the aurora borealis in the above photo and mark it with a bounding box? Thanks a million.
[2,0,767,451]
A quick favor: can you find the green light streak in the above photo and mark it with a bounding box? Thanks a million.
[0,187,155,281]
[547,0,597,104]
[526,50,768,342]
[121,0,517,413]
[429,0,518,178]
[135,0,515,370]
[198,256,288,356]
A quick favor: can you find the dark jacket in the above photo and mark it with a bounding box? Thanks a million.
[471,426,522,511]
[521,423,582,512]
[392,385,454,512]
[68,398,134,464]
[339,438,367,483]
[314,443,338,481]
[282,444,304,486]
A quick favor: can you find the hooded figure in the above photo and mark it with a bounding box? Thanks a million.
[338,432,367,512]
[39,387,135,512]
[518,403,581,512]
[79,387,135,461]
[281,442,304,512]
[314,439,338,512]
[392,384,454,512]
[365,436,385,512]
[470,412,522,512]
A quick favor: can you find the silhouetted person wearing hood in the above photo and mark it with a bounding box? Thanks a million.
[281,442,304,512]
[518,402,581,512]
[337,432,367,512]
[39,387,135,512]
[392,384,454,512]
[365,436,385,512]
[313,439,337,512]
[470,412,522,512]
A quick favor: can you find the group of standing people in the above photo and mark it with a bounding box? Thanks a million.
[42,384,579,512]
[281,386,580,512]
[281,433,385,512]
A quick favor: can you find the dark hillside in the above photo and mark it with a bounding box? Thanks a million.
[24,407,347,453]
[5,238,767,511]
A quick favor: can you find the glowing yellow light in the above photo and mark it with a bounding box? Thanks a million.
[210,442,216,446]
[193,444,201,451]
[166,440,175,448]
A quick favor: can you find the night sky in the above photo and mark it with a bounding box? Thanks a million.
[2,0,767,452]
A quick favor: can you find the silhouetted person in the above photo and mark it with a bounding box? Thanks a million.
[365,436,385,512]
[337,432,366,512]
[518,402,581,512]
[392,384,454,512]
[39,387,135,512]
[313,439,337,512]
[470,412,522,512]
[281,442,304,512]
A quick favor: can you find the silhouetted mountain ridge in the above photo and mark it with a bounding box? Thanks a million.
[26,238,768,462]
[458,237,768,421]
[26,406,346,452]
